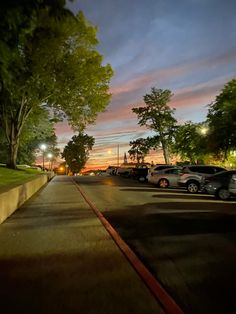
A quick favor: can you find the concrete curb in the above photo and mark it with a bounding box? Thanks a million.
[0,172,54,224]
[74,180,184,314]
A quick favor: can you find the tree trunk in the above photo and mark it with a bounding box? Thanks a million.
[3,97,31,169]
[6,137,19,169]
[161,139,170,164]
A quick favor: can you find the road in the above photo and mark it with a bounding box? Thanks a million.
[75,174,236,314]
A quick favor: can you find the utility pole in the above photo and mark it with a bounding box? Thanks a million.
[117,144,120,167]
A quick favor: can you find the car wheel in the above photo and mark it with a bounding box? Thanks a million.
[158,178,169,188]
[187,181,199,193]
[216,188,230,200]
[138,176,146,182]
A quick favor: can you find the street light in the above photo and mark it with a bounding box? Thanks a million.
[47,153,52,171]
[40,144,47,171]
[199,126,208,136]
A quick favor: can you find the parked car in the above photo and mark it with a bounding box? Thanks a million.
[178,165,227,193]
[203,170,236,200]
[130,164,151,182]
[106,166,118,175]
[116,163,136,177]
[148,167,182,188]
[147,164,176,182]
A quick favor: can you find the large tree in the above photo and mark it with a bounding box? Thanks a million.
[62,133,94,174]
[0,0,113,169]
[207,79,236,160]
[132,87,177,164]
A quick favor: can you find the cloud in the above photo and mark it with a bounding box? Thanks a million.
[110,48,236,99]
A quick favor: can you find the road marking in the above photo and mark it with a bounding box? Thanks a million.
[74,180,184,314]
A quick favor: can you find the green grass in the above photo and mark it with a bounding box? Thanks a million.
[0,165,43,190]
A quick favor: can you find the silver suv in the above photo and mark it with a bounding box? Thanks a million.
[178,165,226,193]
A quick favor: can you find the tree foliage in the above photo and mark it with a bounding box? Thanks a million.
[62,133,94,174]
[172,122,209,164]
[0,107,58,165]
[0,0,113,169]
[128,136,159,163]
[207,79,236,159]
[132,87,177,163]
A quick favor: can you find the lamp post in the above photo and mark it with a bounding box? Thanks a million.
[47,153,52,171]
[40,144,47,171]
[65,164,69,175]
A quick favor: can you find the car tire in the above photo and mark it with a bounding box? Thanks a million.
[138,176,146,182]
[187,180,199,193]
[158,178,169,188]
[216,188,230,200]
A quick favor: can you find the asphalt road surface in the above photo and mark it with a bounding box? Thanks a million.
[75,174,236,314]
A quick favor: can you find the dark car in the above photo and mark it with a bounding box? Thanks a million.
[130,164,150,182]
[204,170,236,200]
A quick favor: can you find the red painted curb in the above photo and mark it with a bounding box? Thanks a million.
[74,180,184,314]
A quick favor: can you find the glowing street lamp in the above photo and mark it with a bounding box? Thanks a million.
[200,126,208,136]
[40,144,47,170]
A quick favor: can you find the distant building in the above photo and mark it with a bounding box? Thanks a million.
[124,152,128,164]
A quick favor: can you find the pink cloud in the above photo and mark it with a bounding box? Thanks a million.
[110,49,236,99]
[171,78,229,109]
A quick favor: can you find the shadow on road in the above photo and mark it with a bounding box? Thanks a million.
[103,204,236,314]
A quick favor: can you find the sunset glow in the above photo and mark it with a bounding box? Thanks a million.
[55,0,236,171]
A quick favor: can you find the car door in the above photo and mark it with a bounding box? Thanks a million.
[165,168,182,187]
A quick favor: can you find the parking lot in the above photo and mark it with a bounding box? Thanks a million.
[76,174,236,314]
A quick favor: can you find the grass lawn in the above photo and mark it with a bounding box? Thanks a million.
[0,165,44,190]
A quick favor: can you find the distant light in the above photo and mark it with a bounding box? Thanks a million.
[107,149,112,154]
[60,167,64,171]
[47,153,52,159]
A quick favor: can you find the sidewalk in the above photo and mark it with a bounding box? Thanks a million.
[0,175,164,314]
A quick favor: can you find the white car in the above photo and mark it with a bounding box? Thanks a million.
[116,163,136,177]
[147,164,175,182]
[148,167,182,188]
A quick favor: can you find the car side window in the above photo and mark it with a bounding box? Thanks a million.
[214,167,226,173]
[189,166,201,173]
[202,167,215,174]
[166,168,180,174]
[154,166,167,171]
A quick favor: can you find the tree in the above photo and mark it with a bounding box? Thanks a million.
[0,106,58,165]
[0,1,113,169]
[129,138,149,163]
[207,79,236,160]
[128,136,159,163]
[18,108,60,165]
[132,87,177,164]
[62,133,94,174]
[172,122,209,164]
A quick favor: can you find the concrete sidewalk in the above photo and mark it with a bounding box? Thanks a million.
[0,175,164,314]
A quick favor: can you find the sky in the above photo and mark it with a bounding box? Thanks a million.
[55,0,236,170]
